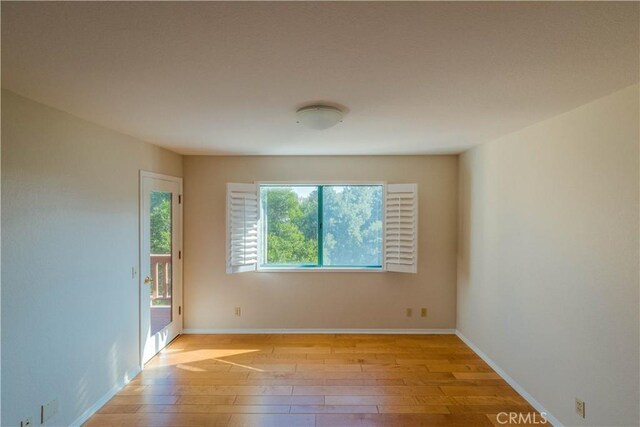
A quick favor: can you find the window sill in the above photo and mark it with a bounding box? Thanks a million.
[257,267,384,273]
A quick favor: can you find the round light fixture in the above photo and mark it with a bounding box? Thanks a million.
[296,105,344,130]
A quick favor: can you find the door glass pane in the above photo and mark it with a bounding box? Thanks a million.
[150,191,172,335]
[261,186,319,265]
[322,185,383,267]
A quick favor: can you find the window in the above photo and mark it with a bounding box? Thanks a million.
[260,185,319,266]
[226,182,417,273]
[260,185,383,268]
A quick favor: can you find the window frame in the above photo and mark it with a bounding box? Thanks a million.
[257,181,387,272]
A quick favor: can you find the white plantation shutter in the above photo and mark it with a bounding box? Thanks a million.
[226,183,259,273]
[385,183,418,273]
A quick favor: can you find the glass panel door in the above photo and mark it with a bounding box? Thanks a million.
[140,173,182,365]
[149,191,172,335]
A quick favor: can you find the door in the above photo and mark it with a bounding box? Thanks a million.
[140,172,182,365]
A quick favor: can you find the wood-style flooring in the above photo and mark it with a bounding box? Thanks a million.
[84,334,549,426]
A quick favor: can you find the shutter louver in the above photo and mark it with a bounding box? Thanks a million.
[226,183,259,273]
[385,183,418,273]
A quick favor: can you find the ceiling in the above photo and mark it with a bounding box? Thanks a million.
[2,2,638,156]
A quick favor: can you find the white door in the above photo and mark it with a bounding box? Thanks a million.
[140,172,183,365]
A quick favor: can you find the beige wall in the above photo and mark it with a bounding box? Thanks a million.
[1,90,182,426]
[183,155,458,330]
[457,84,639,426]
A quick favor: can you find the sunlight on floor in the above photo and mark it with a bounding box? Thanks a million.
[146,348,262,373]
[210,358,265,372]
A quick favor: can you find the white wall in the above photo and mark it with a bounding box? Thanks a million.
[183,155,458,331]
[1,90,182,426]
[457,84,639,426]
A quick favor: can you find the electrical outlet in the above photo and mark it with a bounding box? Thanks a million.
[235,307,241,317]
[575,398,585,418]
[421,308,427,317]
[406,308,413,317]
[41,399,59,424]
[19,417,33,427]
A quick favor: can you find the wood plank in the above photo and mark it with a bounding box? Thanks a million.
[361,364,430,372]
[452,372,502,380]
[447,404,533,414]
[228,363,296,373]
[323,379,405,386]
[290,405,378,414]
[292,385,443,396]
[452,396,530,406]
[324,395,420,406]
[118,385,293,396]
[84,413,230,426]
[316,413,495,426]
[248,371,408,380]
[175,396,236,405]
[273,346,331,354]
[227,414,315,427]
[377,405,451,414]
[427,364,494,373]
[107,395,179,405]
[97,405,141,414]
[440,386,520,397]
[136,404,291,414]
[234,395,324,405]
[404,378,508,387]
[296,363,363,372]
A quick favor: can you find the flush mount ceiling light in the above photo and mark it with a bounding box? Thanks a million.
[296,105,344,130]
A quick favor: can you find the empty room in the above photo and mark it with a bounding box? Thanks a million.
[1,1,638,426]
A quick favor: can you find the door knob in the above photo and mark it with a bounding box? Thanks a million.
[144,276,153,284]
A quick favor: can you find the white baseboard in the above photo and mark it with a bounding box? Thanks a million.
[183,328,456,335]
[455,330,562,427]
[70,367,141,427]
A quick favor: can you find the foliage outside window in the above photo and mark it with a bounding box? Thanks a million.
[260,185,383,268]
[150,191,172,306]
[150,192,172,254]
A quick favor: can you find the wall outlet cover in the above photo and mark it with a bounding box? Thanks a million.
[41,399,59,423]
[575,398,585,418]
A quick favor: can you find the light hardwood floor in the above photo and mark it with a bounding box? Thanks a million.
[84,334,549,426]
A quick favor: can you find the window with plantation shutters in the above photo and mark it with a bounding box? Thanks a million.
[226,182,418,274]
[384,183,418,273]
[226,183,259,273]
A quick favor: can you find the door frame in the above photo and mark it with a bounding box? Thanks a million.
[139,170,183,368]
